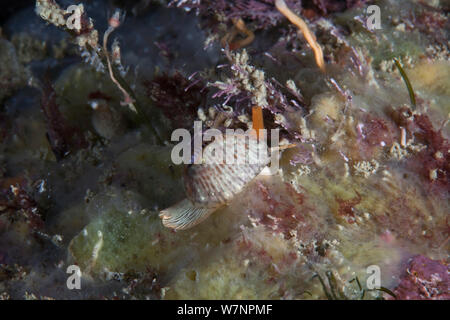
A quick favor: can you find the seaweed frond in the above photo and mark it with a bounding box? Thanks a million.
[275,0,326,72]
[221,18,255,50]
[394,58,416,109]
[35,0,162,143]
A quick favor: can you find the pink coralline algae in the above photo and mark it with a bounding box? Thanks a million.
[389,255,449,300]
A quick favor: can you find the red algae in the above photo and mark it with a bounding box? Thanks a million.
[389,255,449,300]
[0,177,44,231]
[41,78,87,161]
[144,72,207,130]
[335,191,361,224]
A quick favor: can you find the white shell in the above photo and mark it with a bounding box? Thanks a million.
[184,133,270,206]
[159,199,219,231]
[159,133,270,230]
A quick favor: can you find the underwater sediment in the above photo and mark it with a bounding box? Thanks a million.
[0,0,448,299]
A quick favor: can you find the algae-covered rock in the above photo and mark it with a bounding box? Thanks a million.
[0,39,28,102]
[11,32,47,64]
[67,188,243,280]
[1,0,448,300]
[165,226,309,300]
